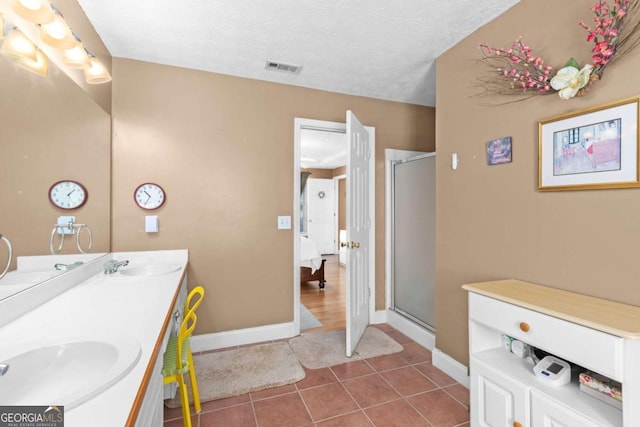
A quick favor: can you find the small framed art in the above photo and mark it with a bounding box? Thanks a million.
[486,136,512,165]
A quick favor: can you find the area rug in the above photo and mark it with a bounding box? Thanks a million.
[300,304,322,329]
[289,327,403,369]
[165,342,305,407]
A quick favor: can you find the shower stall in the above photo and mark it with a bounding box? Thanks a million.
[390,153,436,332]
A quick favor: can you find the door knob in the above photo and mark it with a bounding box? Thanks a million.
[351,241,360,248]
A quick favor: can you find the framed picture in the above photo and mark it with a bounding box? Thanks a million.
[538,97,640,191]
[487,136,512,165]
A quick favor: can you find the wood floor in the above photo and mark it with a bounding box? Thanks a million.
[300,254,346,332]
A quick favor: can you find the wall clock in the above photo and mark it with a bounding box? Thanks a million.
[49,180,88,210]
[134,183,165,210]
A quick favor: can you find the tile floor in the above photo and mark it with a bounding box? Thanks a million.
[163,324,470,427]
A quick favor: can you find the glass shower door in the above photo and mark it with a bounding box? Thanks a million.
[392,154,436,331]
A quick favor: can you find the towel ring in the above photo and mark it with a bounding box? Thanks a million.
[76,224,93,254]
[0,235,12,279]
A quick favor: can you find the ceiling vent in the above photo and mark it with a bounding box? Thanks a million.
[265,60,302,74]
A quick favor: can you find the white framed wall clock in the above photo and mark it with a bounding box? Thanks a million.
[134,183,166,210]
[48,180,88,210]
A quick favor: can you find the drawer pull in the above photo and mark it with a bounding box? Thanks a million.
[514,423,523,427]
[519,322,530,332]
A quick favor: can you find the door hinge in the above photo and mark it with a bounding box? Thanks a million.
[366,149,371,160]
[366,218,371,228]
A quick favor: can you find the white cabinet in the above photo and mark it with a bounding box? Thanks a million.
[136,275,188,426]
[530,390,603,427]
[472,360,527,427]
[464,279,640,427]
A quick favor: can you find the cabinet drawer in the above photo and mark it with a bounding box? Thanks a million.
[469,293,623,380]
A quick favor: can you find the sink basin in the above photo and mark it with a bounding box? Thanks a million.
[119,263,181,277]
[0,270,60,286]
[0,335,141,410]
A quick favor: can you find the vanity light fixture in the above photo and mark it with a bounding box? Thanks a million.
[84,52,111,84]
[10,0,54,24]
[1,27,37,62]
[0,12,5,41]
[14,47,48,76]
[62,35,89,69]
[39,8,75,49]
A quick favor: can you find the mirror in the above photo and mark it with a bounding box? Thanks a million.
[0,43,111,299]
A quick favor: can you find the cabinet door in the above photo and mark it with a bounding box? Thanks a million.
[472,358,528,427]
[530,390,604,427]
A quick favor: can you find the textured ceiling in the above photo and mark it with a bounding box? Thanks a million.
[300,128,346,169]
[76,0,518,107]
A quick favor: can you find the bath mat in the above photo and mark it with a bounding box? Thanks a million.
[164,342,305,407]
[300,304,322,329]
[289,327,403,369]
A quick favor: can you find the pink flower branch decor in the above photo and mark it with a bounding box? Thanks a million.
[476,0,640,101]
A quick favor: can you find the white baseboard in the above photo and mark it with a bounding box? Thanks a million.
[191,321,296,353]
[386,310,435,351]
[190,312,470,392]
[372,309,387,324]
[433,348,470,389]
[192,310,388,352]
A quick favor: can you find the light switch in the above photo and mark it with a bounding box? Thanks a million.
[277,216,291,230]
[145,215,159,233]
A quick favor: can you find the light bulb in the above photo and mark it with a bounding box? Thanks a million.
[63,41,90,69]
[1,28,37,62]
[15,48,48,77]
[40,13,75,49]
[84,56,111,84]
[10,0,54,24]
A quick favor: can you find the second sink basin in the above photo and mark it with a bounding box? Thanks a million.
[119,263,181,277]
[0,335,141,410]
[0,270,60,286]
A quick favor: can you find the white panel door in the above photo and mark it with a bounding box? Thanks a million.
[471,358,528,427]
[345,110,370,358]
[306,178,336,254]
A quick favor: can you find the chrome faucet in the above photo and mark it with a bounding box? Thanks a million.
[54,261,84,271]
[103,259,129,274]
[0,364,8,376]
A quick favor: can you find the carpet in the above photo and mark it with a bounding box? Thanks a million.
[165,342,305,407]
[289,327,403,369]
[300,304,322,329]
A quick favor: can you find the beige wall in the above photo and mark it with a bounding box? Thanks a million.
[0,27,111,271]
[112,58,435,334]
[436,0,640,365]
[302,168,333,179]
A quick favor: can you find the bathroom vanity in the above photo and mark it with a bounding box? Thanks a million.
[464,279,640,427]
[0,249,188,426]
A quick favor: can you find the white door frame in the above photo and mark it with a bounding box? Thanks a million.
[294,118,375,334]
[333,174,345,255]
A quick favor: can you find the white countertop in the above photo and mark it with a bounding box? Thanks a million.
[0,249,188,426]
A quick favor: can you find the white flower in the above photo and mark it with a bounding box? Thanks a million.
[550,64,594,99]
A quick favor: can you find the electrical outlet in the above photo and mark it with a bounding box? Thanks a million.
[277,216,291,230]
